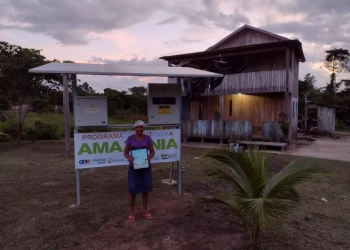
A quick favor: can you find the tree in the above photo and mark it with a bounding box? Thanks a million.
[298,73,317,124]
[299,73,316,95]
[323,48,350,95]
[201,147,329,248]
[0,41,57,144]
[128,86,147,95]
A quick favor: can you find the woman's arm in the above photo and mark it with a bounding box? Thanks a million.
[146,143,155,161]
[123,144,134,163]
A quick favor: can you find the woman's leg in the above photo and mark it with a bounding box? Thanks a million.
[129,194,136,217]
[142,192,148,214]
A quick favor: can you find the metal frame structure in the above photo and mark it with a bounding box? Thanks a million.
[29,62,223,206]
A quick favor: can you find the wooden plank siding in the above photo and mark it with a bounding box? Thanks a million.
[317,106,336,134]
[181,120,252,141]
[207,70,287,95]
[222,93,284,135]
[182,93,284,138]
[212,29,285,50]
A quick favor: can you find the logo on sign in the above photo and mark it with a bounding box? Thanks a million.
[79,159,90,164]
[92,158,106,164]
[167,154,177,159]
[108,158,125,163]
[161,154,168,159]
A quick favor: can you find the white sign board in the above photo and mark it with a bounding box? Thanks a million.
[74,129,181,169]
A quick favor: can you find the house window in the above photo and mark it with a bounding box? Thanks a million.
[229,100,232,116]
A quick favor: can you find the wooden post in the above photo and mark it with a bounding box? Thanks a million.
[219,95,224,145]
[304,95,308,133]
[62,74,71,157]
[284,48,291,143]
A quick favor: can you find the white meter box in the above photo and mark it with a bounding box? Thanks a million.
[74,96,108,126]
[147,83,182,124]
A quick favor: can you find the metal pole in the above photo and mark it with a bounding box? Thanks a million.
[76,169,81,206]
[178,125,182,194]
[169,162,174,183]
[176,77,182,194]
[177,160,182,194]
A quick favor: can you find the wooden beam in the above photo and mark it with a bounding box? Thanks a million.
[219,95,224,144]
[63,74,70,157]
[284,49,291,143]
[304,95,308,133]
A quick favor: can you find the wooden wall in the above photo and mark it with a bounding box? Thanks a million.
[222,93,284,133]
[212,29,284,50]
[288,48,299,98]
[181,120,252,140]
[317,106,336,134]
[242,51,285,72]
[208,70,287,95]
[184,93,285,135]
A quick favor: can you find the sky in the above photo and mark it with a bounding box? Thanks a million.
[1,0,350,92]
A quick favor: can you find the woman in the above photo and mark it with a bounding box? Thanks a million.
[123,120,155,222]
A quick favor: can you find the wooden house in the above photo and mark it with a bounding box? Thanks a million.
[160,25,305,144]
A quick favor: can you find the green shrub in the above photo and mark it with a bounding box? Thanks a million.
[0,132,12,142]
[27,122,59,140]
[0,120,26,140]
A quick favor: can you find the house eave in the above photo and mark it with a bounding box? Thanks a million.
[160,40,306,63]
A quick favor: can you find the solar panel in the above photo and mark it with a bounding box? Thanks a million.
[29,62,223,78]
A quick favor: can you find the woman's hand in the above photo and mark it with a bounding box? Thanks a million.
[128,157,135,163]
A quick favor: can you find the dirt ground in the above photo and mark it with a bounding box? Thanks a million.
[183,133,350,162]
[0,140,350,250]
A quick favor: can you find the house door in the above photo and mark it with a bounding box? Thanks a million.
[190,101,200,120]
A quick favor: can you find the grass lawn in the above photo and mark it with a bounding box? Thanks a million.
[0,140,349,250]
[0,112,140,138]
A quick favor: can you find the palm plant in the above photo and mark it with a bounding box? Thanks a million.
[201,147,329,248]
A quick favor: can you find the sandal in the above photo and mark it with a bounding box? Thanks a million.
[143,213,153,220]
[127,215,135,222]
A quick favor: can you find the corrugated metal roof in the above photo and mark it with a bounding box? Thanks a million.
[160,40,306,62]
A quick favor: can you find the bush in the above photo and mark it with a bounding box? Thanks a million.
[0,132,12,142]
[0,119,59,141]
[335,120,350,131]
[0,119,24,140]
[26,121,59,140]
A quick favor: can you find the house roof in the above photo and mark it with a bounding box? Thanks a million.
[307,101,338,109]
[29,62,223,78]
[160,39,306,63]
[206,24,289,51]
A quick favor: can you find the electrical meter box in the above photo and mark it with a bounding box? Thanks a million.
[74,96,108,127]
[147,83,182,124]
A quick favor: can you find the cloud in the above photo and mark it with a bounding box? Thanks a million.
[169,0,250,30]
[0,0,251,45]
[82,56,169,92]
[259,0,350,48]
[88,56,168,66]
[157,16,181,25]
[0,0,164,45]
